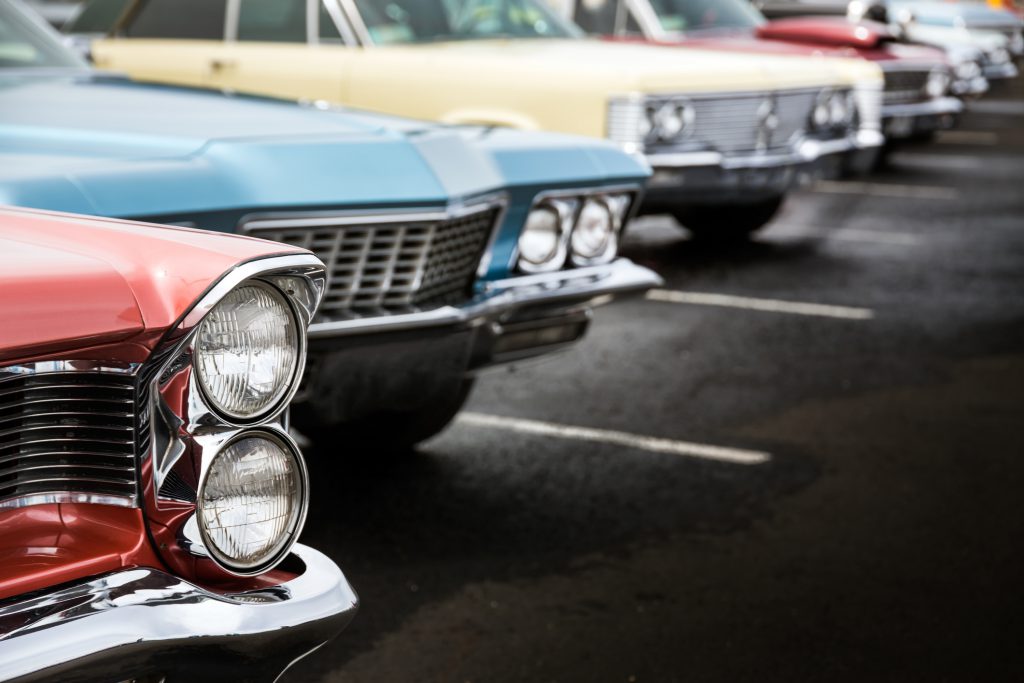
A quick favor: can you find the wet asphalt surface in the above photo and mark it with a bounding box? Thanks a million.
[288,80,1024,683]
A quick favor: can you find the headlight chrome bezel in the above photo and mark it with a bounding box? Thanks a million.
[196,428,310,576]
[515,189,637,274]
[193,279,304,424]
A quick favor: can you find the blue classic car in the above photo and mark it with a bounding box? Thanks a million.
[0,0,660,450]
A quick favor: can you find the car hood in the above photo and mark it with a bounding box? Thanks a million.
[0,71,646,219]
[0,206,301,365]
[675,23,945,62]
[367,38,862,91]
[758,18,893,48]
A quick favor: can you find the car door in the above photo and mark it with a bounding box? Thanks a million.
[209,0,351,104]
[92,0,228,88]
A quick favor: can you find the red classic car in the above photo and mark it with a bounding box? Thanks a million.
[0,206,356,682]
[561,0,976,142]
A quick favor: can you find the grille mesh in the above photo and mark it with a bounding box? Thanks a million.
[883,69,930,105]
[608,89,822,156]
[243,205,500,322]
[0,372,139,508]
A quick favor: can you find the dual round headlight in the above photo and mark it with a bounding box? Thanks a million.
[925,69,951,99]
[640,99,695,143]
[517,195,628,273]
[811,90,856,132]
[198,431,307,574]
[195,281,300,421]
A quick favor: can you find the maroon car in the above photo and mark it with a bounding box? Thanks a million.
[563,0,977,142]
[0,206,356,682]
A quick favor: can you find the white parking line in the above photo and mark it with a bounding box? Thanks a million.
[646,289,875,321]
[811,180,959,201]
[457,412,771,465]
[831,228,921,246]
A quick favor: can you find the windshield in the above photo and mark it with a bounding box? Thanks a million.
[648,0,764,34]
[0,1,84,69]
[352,0,582,44]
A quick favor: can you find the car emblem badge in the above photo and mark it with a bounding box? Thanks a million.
[756,96,780,152]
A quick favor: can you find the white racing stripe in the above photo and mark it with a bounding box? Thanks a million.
[457,412,771,465]
[811,180,958,200]
[646,289,875,321]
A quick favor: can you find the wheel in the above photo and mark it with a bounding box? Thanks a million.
[292,378,476,453]
[672,196,784,243]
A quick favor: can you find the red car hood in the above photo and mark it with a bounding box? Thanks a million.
[0,207,301,365]
[757,17,893,49]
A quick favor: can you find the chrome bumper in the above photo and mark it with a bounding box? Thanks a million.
[983,62,1020,80]
[0,545,357,683]
[308,258,661,341]
[881,97,963,138]
[641,130,883,205]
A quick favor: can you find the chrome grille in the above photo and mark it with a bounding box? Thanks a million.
[242,204,501,321]
[883,69,930,105]
[609,89,823,156]
[0,371,139,508]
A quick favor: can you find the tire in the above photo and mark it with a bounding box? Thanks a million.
[672,196,785,243]
[292,378,476,453]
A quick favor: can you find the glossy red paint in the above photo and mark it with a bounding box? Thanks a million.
[0,206,304,365]
[606,20,948,64]
[0,504,163,601]
[756,17,889,48]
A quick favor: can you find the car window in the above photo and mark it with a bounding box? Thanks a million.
[319,1,343,42]
[124,0,227,39]
[352,0,581,43]
[0,1,83,68]
[65,0,131,34]
[647,0,763,33]
[238,0,307,42]
[572,0,618,34]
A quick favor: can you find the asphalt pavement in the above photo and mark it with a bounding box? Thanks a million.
[289,79,1024,683]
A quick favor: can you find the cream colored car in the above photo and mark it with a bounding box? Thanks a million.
[90,0,884,239]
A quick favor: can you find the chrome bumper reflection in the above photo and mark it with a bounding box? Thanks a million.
[983,62,1020,80]
[643,130,882,172]
[881,96,964,119]
[308,258,662,340]
[0,544,357,683]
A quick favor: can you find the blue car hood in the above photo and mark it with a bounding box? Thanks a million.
[0,71,648,219]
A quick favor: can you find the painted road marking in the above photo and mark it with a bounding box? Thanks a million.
[812,180,959,201]
[831,228,921,246]
[646,289,875,321]
[458,412,771,465]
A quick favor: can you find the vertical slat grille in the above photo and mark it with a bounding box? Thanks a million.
[0,372,139,508]
[243,204,500,321]
[609,89,827,156]
[883,69,931,105]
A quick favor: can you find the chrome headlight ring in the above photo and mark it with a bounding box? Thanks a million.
[142,254,326,579]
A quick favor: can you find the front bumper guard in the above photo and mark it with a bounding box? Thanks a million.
[881,97,964,138]
[983,62,1019,80]
[308,258,662,345]
[0,545,357,683]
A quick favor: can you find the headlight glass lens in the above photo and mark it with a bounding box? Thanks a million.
[571,199,614,262]
[828,93,848,126]
[195,282,299,420]
[199,434,304,573]
[642,99,694,142]
[812,100,831,129]
[925,69,950,98]
[991,48,1010,65]
[518,206,563,269]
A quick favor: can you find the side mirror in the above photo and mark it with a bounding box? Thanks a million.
[848,0,889,24]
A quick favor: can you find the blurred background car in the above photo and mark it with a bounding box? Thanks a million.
[0,0,659,450]
[0,205,356,682]
[553,0,967,144]
[80,0,884,242]
[756,0,1021,80]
